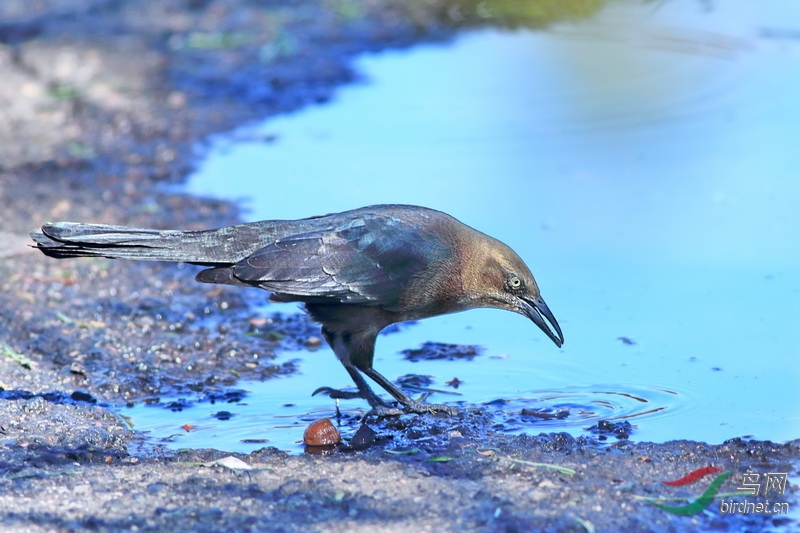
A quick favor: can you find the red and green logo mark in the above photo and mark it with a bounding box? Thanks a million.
[646,467,732,516]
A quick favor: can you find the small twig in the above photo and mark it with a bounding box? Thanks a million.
[573,516,595,533]
[1,344,35,370]
[477,447,576,475]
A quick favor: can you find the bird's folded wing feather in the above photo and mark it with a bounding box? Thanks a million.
[230,215,447,304]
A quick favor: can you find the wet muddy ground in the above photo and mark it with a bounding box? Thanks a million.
[0,1,797,531]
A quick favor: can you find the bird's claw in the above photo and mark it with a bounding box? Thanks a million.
[312,386,362,400]
[365,405,404,417]
[313,386,458,417]
[362,402,459,418]
[313,385,399,414]
[401,401,459,416]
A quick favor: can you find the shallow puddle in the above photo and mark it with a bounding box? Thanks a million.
[124,319,700,453]
[129,1,800,453]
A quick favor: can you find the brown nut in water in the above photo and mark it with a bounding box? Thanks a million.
[303,418,341,446]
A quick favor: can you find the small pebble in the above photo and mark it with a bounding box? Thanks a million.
[303,418,341,446]
[304,336,322,347]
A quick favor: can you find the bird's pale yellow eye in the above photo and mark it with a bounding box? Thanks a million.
[508,276,522,289]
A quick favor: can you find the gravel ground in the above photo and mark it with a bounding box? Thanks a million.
[0,1,797,531]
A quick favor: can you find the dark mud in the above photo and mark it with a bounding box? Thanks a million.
[0,1,797,531]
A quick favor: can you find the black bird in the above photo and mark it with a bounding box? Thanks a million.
[31,204,563,416]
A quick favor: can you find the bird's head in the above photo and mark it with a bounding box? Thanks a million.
[461,236,564,348]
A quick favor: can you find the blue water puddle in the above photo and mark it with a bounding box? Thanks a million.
[130,1,800,453]
[124,315,702,453]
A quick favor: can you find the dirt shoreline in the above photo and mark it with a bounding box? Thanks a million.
[0,1,796,531]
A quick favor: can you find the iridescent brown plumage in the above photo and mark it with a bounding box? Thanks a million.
[32,205,563,416]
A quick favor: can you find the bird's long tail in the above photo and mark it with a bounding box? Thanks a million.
[30,222,270,265]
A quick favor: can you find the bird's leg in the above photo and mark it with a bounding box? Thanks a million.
[314,328,403,416]
[360,367,459,416]
[313,364,402,416]
[318,327,458,416]
[344,330,458,416]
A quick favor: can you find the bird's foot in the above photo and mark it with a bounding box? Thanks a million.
[400,400,459,416]
[363,401,459,418]
[313,386,403,416]
[313,387,458,417]
[312,386,362,400]
[364,405,404,417]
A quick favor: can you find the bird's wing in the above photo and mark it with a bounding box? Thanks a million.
[230,215,448,304]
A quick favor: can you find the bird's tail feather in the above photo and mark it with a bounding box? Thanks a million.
[31,222,228,264]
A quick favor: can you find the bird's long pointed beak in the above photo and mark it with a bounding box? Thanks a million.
[521,295,564,348]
